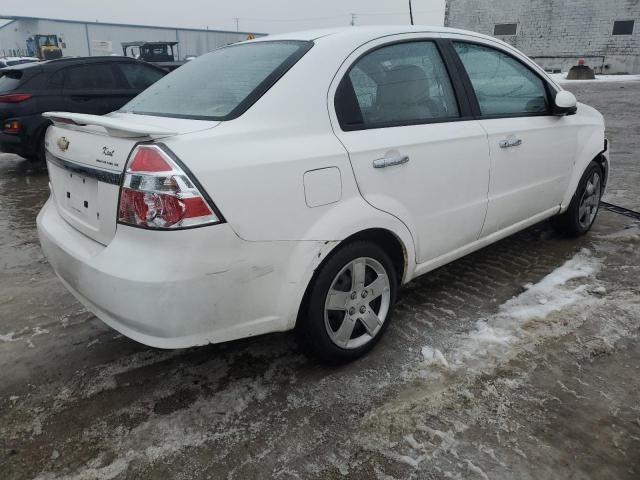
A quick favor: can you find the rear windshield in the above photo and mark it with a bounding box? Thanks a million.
[121,40,312,121]
[0,70,23,93]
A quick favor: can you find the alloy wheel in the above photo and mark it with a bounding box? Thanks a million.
[578,171,601,230]
[324,257,391,349]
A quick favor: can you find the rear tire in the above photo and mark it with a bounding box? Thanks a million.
[296,241,397,363]
[23,134,46,164]
[551,161,603,237]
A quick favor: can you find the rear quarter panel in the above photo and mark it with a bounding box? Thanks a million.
[163,39,416,251]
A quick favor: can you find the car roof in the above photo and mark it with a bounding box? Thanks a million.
[256,25,496,42]
[1,56,155,73]
[122,41,179,47]
[250,25,525,61]
[1,56,39,61]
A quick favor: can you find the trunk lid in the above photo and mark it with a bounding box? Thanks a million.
[43,112,218,245]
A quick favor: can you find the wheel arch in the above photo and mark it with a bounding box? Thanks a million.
[596,151,609,189]
[561,131,608,211]
[290,226,413,332]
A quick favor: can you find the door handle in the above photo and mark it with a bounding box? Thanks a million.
[499,137,523,149]
[373,154,410,169]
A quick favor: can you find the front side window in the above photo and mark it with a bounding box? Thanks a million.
[453,42,549,116]
[122,41,312,120]
[336,41,459,130]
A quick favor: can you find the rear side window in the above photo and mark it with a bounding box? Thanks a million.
[122,41,312,120]
[0,70,23,93]
[335,41,459,130]
[64,64,119,90]
[118,63,165,89]
[453,42,550,116]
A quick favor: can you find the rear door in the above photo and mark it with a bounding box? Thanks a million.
[62,63,121,115]
[451,40,576,236]
[330,35,491,264]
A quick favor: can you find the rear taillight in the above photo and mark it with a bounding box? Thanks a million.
[0,93,32,103]
[118,145,222,229]
[2,120,21,134]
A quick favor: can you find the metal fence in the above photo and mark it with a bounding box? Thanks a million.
[1,48,30,57]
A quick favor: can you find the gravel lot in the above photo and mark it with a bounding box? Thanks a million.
[1,80,639,480]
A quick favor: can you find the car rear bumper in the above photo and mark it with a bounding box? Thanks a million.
[37,197,312,348]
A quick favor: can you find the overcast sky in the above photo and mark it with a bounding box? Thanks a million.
[0,0,446,34]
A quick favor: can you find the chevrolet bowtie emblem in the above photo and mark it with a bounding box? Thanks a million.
[57,137,70,152]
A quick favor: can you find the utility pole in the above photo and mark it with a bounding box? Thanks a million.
[233,17,240,32]
[409,0,414,25]
[350,13,357,26]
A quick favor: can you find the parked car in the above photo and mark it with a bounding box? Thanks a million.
[0,56,166,162]
[37,27,608,362]
[0,56,40,68]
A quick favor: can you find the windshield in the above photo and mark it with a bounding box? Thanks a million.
[122,40,312,121]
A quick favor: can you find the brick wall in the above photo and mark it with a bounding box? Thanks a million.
[444,0,640,74]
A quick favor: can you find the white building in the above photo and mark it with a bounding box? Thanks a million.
[445,0,640,74]
[0,15,265,60]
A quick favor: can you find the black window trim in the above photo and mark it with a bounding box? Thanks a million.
[335,38,474,132]
[447,38,560,120]
[125,40,314,122]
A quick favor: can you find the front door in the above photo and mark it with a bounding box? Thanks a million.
[452,41,576,235]
[330,37,491,264]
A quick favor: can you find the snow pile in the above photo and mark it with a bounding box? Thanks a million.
[421,249,602,373]
[0,331,17,342]
[599,226,640,244]
[420,346,450,369]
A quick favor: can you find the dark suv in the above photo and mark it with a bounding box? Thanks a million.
[0,56,166,162]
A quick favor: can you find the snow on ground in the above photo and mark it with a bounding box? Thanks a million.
[363,249,608,470]
[416,249,601,378]
[550,73,640,84]
[33,356,283,480]
[598,226,640,243]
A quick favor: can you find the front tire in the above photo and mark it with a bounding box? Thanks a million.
[296,241,397,363]
[552,161,603,237]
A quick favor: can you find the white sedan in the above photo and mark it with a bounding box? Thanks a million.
[38,26,608,362]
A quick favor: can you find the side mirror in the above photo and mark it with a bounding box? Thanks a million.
[554,91,577,116]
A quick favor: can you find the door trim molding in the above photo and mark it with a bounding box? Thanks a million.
[411,206,560,280]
